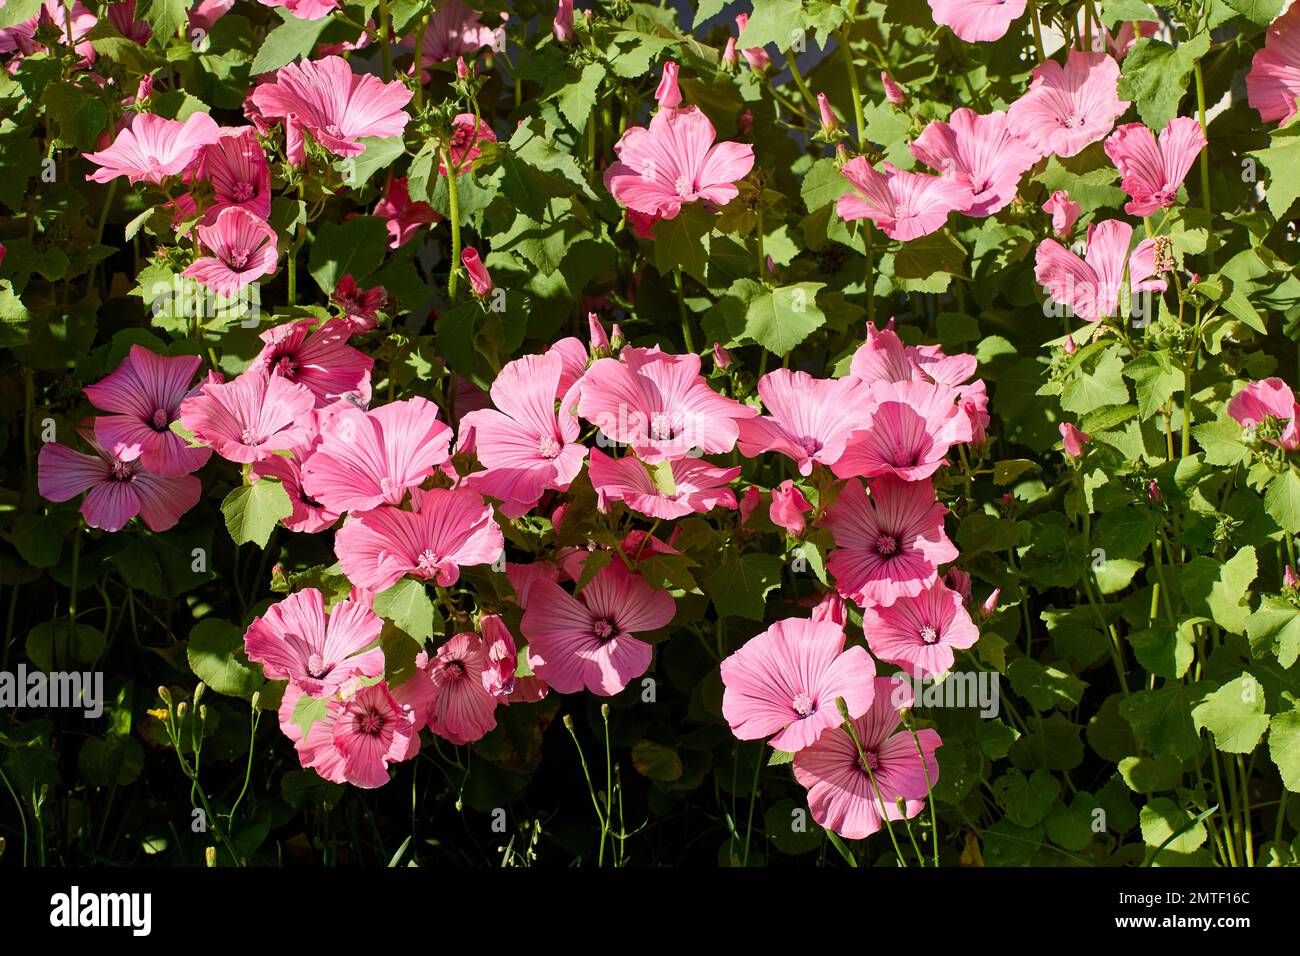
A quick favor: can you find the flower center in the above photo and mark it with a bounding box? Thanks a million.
[592,618,615,641]
[359,709,384,735]
[274,355,297,378]
[799,435,823,455]
[673,172,695,198]
[306,652,328,678]
[240,427,259,446]
[325,123,343,138]
[151,407,170,431]
[228,247,250,270]
[379,476,396,498]
[111,460,132,482]
[919,624,939,645]
[416,548,440,574]
[649,412,675,441]
[875,534,899,557]
[234,181,256,203]
[791,691,815,717]
[537,434,561,459]
[858,750,881,773]
[1059,112,1085,129]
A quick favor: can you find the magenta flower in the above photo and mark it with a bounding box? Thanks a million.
[770,480,812,536]
[793,676,941,840]
[413,0,500,64]
[441,113,497,174]
[1059,422,1090,457]
[458,351,586,513]
[1228,378,1300,451]
[553,0,574,43]
[335,487,504,592]
[836,160,974,241]
[736,368,872,475]
[720,617,876,753]
[244,588,385,698]
[1248,6,1300,124]
[250,452,340,533]
[881,71,907,106]
[1104,117,1207,217]
[331,274,388,330]
[198,126,271,223]
[577,347,758,463]
[825,476,957,608]
[424,632,500,744]
[301,397,452,514]
[604,107,755,221]
[38,429,200,532]
[250,55,412,158]
[910,108,1038,217]
[1042,189,1081,237]
[861,581,979,677]
[1035,219,1166,322]
[254,318,374,408]
[588,448,739,519]
[1008,51,1129,158]
[521,562,675,696]
[331,683,418,789]
[461,246,493,295]
[179,370,316,464]
[84,111,220,185]
[183,206,278,298]
[278,684,348,783]
[373,176,442,249]
[480,614,517,697]
[832,379,974,482]
[927,0,1026,42]
[83,345,211,476]
[106,1,152,44]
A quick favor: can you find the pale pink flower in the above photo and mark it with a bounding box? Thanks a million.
[38,428,199,532]
[461,247,493,295]
[733,13,770,71]
[910,108,1038,217]
[413,0,499,63]
[811,590,847,626]
[722,36,739,68]
[189,0,233,33]
[736,369,870,475]
[1228,378,1300,451]
[832,379,973,482]
[301,398,452,513]
[1035,219,1166,322]
[84,111,220,185]
[521,561,674,696]
[588,449,738,519]
[577,347,758,462]
[927,0,1026,42]
[793,676,941,840]
[244,588,384,697]
[847,320,921,385]
[720,617,876,752]
[825,476,957,607]
[198,126,271,223]
[656,60,682,109]
[1042,189,1081,237]
[1059,422,1090,457]
[331,683,418,788]
[251,55,412,158]
[1248,5,1300,124]
[604,107,755,221]
[83,345,211,476]
[770,480,812,536]
[373,176,442,249]
[258,0,338,20]
[548,336,589,397]
[183,206,278,298]
[1008,51,1129,158]
[836,160,974,241]
[589,312,610,352]
[254,318,374,407]
[1104,117,1207,217]
[335,487,504,592]
[179,370,316,463]
[861,581,978,677]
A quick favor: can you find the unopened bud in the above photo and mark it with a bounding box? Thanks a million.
[816,92,837,133]
[981,588,1001,618]
[1147,479,1161,503]
[205,846,217,867]
[1285,566,1299,591]
[456,56,470,80]
[881,71,907,106]
[562,714,575,731]
[713,342,732,370]
[158,686,172,705]
[193,682,206,703]
[897,706,912,727]
[251,691,262,713]
[177,702,188,720]
[835,696,851,721]
[199,704,208,722]
[1063,335,1077,356]
[609,323,625,350]
[894,795,908,813]
[600,702,610,719]
[588,312,609,351]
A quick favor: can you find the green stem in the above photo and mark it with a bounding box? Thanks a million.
[1193,61,1214,269]
[413,13,428,112]
[674,268,695,353]
[444,148,461,301]
[839,29,866,149]
[377,0,393,82]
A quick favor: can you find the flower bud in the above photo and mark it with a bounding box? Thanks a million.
[817,92,837,134]
[588,312,609,351]
[193,682,206,703]
[456,56,470,80]
[1147,479,1161,503]
[1286,565,1299,591]
[655,60,682,109]
[1063,334,1077,356]
[552,0,574,43]
[722,36,738,68]
[713,342,732,370]
[1059,422,1090,458]
[205,846,217,867]
[461,247,493,296]
[980,588,1001,618]
[881,71,906,106]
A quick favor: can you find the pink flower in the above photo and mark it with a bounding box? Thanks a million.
[441,114,497,173]
[576,347,758,463]
[83,111,221,185]
[1228,378,1300,451]
[720,617,876,752]
[278,684,348,783]
[521,561,675,696]
[1095,20,1156,61]
[553,0,574,43]
[1248,6,1300,124]
[861,581,978,677]
[588,449,738,519]
[301,398,452,513]
[107,1,152,44]
[946,566,973,603]
[1059,422,1090,457]
[1008,51,1129,158]
[736,369,871,475]
[250,452,340,532]
[739,485,761,525]
[733,14,770,71]
[423,632,500,744]
[656,60,682,109]
[1104,117,1207,217]
[589,312,610,351]
[331,274,388,329]
[38,429,200,532]
[1042,190,1081,237]
[793,676,941,840]
[373,176,442,249]
[910,108,1038,217]
[927,0,1027,42]
[480,614,517,697]
[189,0,233,33]
[832,379,973,482]
[770,480,812,536]
[458,351,586,512]
[179,370,316,463]
[83,345,211,476]
[881,71,907,106]
[251,56,412,158]
[1035,219,1166,322]
[811,590,847,626]
[604,107,755,221]
[244,588,385,697]
[331,683,418,788]
[335,487,504,592]
[198,126,271,223]
[254,318,374,407]
[1286,565,1300,591]
[836,160,974,241]
[461,247,493,295]
[183,206,278,298]
[817,92,838,133]
[414,0,499,63]
[713,342,732,370]
[258,0,338,20]
[0,1,97,67]
[825,476,958,607]
[722,36,739,68]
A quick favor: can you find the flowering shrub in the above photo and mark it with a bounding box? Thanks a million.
[2,0,1299,869]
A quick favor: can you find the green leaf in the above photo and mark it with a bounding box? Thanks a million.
[1118,754,1184,792]
[1265,469,1300,534]
[736,0,803,48]
[309,216,389,294]
[1007,658,1087,711]
[11,512,76,568]
[290,692,330,739]
[222,479,294,549]
[25,620,106,671]
[1246,596,1300,669]
[735,281,827,356]
[1223,0,1286,27]
[653,205,713,283]
[78,736,144,787]
[894,230,967,282]
[555,63,607,131]
[1128,623,1195,680]
[1060,346,1129,414]
[1116,33,1211,130]
[42,85,108,153]
[135,0,188,40]
[0,0,42,28]
[373,578,436,643]
[342,136,407,190]
[1121,685,1200,759]
[631,740,683,782]
[765,797,821,854]
[991,769,1060,827]
[1181,546,1257,635]
[1192,673,1270,754]
[706,553,784,620]
[1140,797,1208,854]
[1122,352,1183,420]
[1250,123,1300,219]
[250,11,328,75]
[187,618,263,699]
[1267,705,1300,793]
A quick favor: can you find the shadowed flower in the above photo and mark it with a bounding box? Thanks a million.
[412,0,499,63]
[1247,5,1300,124]
[244,588,384,697]
[373,176,442,249]
[1059,421,1090,457]
[183,206,278,298]
[588,448,739,519]
[254,317,373,407]
[423,632,500,744]
[736,369,871,475]
[910,108,1038,217]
